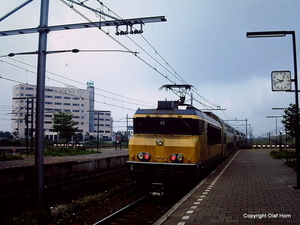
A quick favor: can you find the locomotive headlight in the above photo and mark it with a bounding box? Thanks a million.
[176,154,184,162]
[137,152,151,162]
[170,153,184,163]
[137,152,144,160]
[156,139,164,146]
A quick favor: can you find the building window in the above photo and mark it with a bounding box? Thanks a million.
[54,102,62,105]
[55,96,62,99]
[64,96,71,99]
[63,103,71,106]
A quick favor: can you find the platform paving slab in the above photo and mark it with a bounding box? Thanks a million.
[155,149,300,225]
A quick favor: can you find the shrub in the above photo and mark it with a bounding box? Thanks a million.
[0,154,23,161]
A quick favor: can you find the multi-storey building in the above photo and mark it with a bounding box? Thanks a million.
[11,81,113,140]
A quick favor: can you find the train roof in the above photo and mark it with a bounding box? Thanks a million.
[135,108,203,116]
[133,101,245,135]
[134,101,222,127]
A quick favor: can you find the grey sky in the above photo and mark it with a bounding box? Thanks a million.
[1,0,300,136]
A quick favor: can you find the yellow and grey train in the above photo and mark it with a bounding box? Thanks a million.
[127,87,245,194]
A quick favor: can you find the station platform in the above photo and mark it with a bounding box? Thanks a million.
[155,149,300,225]
[0,148,128,170]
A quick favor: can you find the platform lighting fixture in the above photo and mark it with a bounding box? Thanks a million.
[272,108,286,110]
[246,31,287,38]
[246,30,300,189]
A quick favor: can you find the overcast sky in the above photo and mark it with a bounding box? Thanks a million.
[1,0,300,137]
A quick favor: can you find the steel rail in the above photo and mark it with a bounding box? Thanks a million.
[92,195,148,225]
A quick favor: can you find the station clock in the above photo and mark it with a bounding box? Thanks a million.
[271,71,292,91]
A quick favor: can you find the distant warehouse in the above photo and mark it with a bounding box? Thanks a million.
[11,81,113,141]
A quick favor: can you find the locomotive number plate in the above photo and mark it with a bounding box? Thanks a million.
[153,157,168,162]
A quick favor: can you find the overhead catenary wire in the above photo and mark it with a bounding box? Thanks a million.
[0,0,219,112]
[60,1,190,85]
[60,0,221,110]
[92,1,217,108]
[2,1,230,116]
[88,0,189,85]
[0,66,151,112]
[0,56,155,108]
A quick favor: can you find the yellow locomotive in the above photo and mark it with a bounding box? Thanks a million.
[127,85,245,195]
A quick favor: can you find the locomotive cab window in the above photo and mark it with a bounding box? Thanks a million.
[134,117,203,135]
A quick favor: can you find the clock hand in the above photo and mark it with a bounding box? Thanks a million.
[274,79,283,84]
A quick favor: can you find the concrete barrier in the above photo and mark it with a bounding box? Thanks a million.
[0,155,128,185]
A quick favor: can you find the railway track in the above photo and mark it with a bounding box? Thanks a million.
[89,159,223,225]
[92,184,195,225]
[0,166,132,223]
[0,166,127,199]
[93,195,148,225]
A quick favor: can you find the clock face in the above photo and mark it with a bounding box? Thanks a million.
[271,71,292,91]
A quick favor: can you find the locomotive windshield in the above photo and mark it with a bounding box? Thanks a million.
[133,117,203,135]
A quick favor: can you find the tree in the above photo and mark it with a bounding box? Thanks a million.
[74,132,83,143]
[282,103,299,137]
[0,131,13,139]
[52,111,78,143]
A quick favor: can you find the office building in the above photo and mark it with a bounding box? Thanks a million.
[11,81,113,140]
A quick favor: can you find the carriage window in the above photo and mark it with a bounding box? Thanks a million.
[207,124,221,145]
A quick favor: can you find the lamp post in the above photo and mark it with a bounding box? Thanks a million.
[247,30,300,188]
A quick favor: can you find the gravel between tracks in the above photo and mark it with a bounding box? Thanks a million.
[2,170,146,224]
